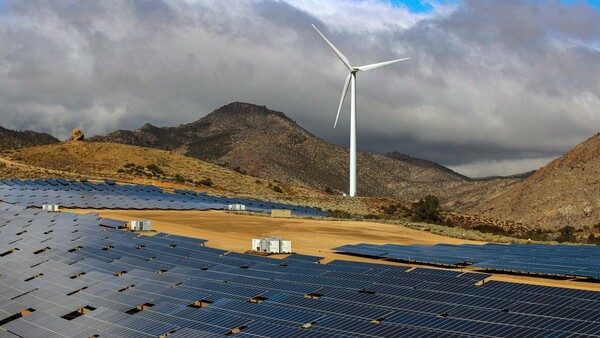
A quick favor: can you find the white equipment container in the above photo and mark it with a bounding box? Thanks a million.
[252,237,292,254]
[268,239,281,254]
[227,204,246,211]
[130,220,151,231]
[42,204,59,212]
[280,240,292,253]
[252,239,261,251]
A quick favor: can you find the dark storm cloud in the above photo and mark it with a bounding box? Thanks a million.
[0,0,598,177]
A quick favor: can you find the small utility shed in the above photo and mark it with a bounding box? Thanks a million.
[130,220,152,231]
[42,204,59,212]
[252,237,292,254]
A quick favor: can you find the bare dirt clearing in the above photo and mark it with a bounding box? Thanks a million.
[67,209,600,291]
[68,209,478,258]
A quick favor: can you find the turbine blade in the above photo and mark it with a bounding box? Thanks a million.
[312,24,352,70]
[356,57,409,71]
[334,73,352,129]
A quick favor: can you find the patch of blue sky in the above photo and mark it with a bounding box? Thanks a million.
[391,0,600,12]
[559,0,600,9]
[389,0,458,13]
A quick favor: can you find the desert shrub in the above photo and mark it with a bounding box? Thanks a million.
[382,203,410,218]
[272,185,283,193]
[521,228,552,241]
[329,209,351,219]
[557,225,577,243]
[173,174,186,183]
[411,195,443,224]
[594,223,600,230]
[443,218,455,227]
[233,166,247,175]
[324,186,334,194]
[116,168,125,173]
[199,178,213,187]
[255,179,262,184]
[145,164,165,176]
[473,223,507,235]
[383,203,400,215]
[588,234,599,245]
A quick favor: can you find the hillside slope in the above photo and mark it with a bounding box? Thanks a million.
[90,102,521,203]
[5,141,323,199]
[472,133,600,230]
[0,125,59,150]
[386,151,470,181]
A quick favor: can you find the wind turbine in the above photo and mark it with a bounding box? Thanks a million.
[312,24,409,197]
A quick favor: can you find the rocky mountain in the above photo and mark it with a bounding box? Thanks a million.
[90,102,523,203]
[472,133,600,230]
[0,125,59,150]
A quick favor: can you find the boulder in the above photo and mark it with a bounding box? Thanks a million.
[69,128,84,141]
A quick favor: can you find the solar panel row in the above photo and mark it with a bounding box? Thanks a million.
[0,178,327,217]
[333,243,600,280]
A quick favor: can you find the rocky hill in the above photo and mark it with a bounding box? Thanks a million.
[90,102,523,204]
[472,133,600,230]
[0,125,59,150]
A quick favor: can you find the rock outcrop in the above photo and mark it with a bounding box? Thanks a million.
[69,129,85,141]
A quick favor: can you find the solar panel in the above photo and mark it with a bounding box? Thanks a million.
[1,198,599,336]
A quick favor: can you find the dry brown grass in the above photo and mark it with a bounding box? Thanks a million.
[3,141,327,199]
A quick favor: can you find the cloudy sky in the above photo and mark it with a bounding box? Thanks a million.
[1,0,599,177]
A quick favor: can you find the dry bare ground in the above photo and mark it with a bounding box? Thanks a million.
[68,209,600,291]
[68,210,478,256]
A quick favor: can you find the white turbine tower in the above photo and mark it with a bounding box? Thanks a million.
[312,24,409,197]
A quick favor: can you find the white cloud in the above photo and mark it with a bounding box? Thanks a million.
[0,0,599,177]
[447,157,555,178]
[280,0,429,32]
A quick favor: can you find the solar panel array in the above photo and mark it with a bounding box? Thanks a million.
[0,178,327,217]
[1,203,600,337]
[333,243,600,279]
